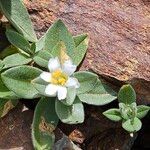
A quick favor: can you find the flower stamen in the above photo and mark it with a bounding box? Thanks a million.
[51,69,68,85]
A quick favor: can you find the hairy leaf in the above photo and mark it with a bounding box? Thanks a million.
[32,97,59,150]
[118,84,136,104]
[103,108,122,121]
[55,97,84,124]
[1,66,42,99]
[0,0,37,42]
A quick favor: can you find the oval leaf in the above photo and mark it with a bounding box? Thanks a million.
[1,66,42,99]
[3,53,32,69]
[136,105,150,119]
[6,28,32,54]
[44,19,76,62]
[32,97,59,150]
[78,79,117,105]
[0,0,37,42]
[122,117,142,133]
[103,108,122,122]
[118,84,136,104]
[55,97,84,124]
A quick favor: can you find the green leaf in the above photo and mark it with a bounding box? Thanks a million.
[2,53,32,69]
[35,35,46,52]
[0,45,18,59]
[119,103,137,120]
[73,71,98,94]
[32,77,48,97]
[136,105,150,119]
[0,0,37,42]
[32,97,59,150]
[6,28,33,54]
[33,50,52,68]
[0,60,4,71]
[44,19,76,61]
[50,41,65,57]
[78,79,117,105]
[0,99,18,118]
[122,117,142,133]
[0,77,18,99]
[73,34,89,65]
[103,108,122,121]
[1,66,42,99]
[118,84,136,104]
[55,97,84,124]
[62,87,76,106]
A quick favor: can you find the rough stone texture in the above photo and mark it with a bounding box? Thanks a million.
[0,104,34,150]
[59,105,136,150]
[0,103,136,150]
[24,0,150,104]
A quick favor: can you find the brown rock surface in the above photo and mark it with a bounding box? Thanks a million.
[24,0,150,104]
[59,105,136,150]
[0,104,34,150]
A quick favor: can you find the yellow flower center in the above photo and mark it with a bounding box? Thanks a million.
[51,69,68,85]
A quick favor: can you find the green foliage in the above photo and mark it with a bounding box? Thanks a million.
[0,45,18,59]
[32,77,48,97]
[2,53,32,69]
[103,109,122,121]
[32,97,59,150]
[72,34,89,65]
[44,20,75,59]
[0,60,4,71]
[1,66,42,99]
[118,84,136,104]
[0,77,18,99]
[136,105,150,119]
[78,79,117,105]
[0,0,37,42]
[122,117,142,133]
[35,36,46,52]
[62,87,76,106]
[103,84,149,133]
[73,71,98,94]
[33,50,52,68]
[0,99,18,118]
[55,97,84,124]
[6,28,33,55]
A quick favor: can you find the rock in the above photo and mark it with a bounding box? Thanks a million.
[0,104,34,150]
[24,0,150,104]
[59,105,136,150]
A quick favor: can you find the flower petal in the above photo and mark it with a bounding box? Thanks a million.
[40,72,51,82]
[57,86,67,100]
[45,84,58,96]
[66,77,80,88]
[62,59,76,76]
[48,57,61,72]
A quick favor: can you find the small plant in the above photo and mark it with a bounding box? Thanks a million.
[103,84,150,135]
[0,0,117,149]
[0,0,149,149]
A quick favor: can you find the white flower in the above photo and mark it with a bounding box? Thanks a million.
[40,57,80,100]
